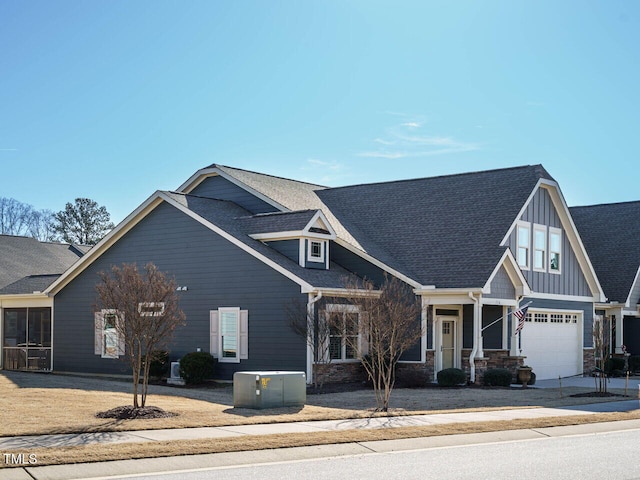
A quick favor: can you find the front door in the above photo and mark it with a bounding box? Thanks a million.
[441,320,455,369]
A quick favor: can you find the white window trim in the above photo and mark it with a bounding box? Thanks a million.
[218,307,240,363]
[324,303,361,363]
[138,302,165,317]
[516,221,531,270]
[98,309,123,359]
[307,240,326,263]
[549,227,562,274]
[533,224,547,273]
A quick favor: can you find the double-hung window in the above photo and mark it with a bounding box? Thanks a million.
[517,222,530,269]
[210,307,248,363]
[549,227,562,273]
[326,304,360,361]
[533,225,547,272]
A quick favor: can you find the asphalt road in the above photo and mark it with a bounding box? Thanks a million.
[109,428,640,480]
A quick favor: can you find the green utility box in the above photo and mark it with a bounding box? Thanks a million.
[233,371,306,409]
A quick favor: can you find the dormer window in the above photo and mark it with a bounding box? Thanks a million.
[307,240,325,263]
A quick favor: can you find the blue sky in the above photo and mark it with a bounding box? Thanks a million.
[1,1,638,224]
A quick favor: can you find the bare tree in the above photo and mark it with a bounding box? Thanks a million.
[95,263,186,408]
[593,315,610,393]
[287,297,334,389]
[54,198,114,245]
[0,197,34,236]
[343,276,423,412]
[28,209,56,241]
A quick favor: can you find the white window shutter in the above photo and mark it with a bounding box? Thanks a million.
[94,312,104,355]
[210,310,219,358]
[239,310,249,360]
[117,313,126,356]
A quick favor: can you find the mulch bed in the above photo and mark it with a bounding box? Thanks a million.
[569,392,627,398]
[96,406,178,419]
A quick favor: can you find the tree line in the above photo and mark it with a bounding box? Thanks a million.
[0,197,114,246]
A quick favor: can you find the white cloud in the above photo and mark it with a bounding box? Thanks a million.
[373,138,395,146]
[357,151,408,159]
[401,122,421,128]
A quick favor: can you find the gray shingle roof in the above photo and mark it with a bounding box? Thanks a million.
[0,235,85,290]
[570,201,640,304]
[237,210,318,234]
[164,193,357,289]
[212,164,553,288]
[315,165,553,288]
[0,274,62,295]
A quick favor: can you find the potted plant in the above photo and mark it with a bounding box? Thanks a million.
[517,365,533,388]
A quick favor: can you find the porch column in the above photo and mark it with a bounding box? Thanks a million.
[475,300,484,359]
[614,312,624,354]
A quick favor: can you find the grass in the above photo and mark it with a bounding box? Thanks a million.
[1,371,639,468]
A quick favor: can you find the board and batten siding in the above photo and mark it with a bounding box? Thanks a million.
[189,175,279,215]
[506,188,591,297]
[53,202,307,379]
[485,266,516,299]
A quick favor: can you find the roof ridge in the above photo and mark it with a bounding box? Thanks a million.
[210,164,328,189]
[570,199,640,209]
[319,164,548,191]
[236,209,317,220]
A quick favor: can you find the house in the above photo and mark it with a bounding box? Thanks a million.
[0,235,87,370]
[570,201,640,355]
[0,164,606,382]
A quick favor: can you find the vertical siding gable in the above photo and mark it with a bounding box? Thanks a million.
[189,175,279,214]
[485,266,516,299]
[53,202,307,378]
[507,188,591,297]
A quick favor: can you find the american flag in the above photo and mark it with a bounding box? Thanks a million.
[513,306,529,335]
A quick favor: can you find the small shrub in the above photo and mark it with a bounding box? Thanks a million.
[515,371,536,386]
[179,352,216,385]
[605,357,626,374]
[483,368,512,387]
[437,368,466,387]
[147,350,170,379]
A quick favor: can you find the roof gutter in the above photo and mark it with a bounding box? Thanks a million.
[468,291,481,384]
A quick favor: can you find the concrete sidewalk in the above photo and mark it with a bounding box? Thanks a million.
[1,399,638,453]
[4,412,640,480]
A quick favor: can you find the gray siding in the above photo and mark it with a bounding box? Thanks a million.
[482,305,503,349]
[507,188,591,297]
[265,240,299,264]
[485,266,516,299]
[329,242,387,286]
[523,297,594,348]
[190,175,278,214]
[463,304,473,349]
[629,269,640,306]
[623,316,640,355]
[53,202,307,379]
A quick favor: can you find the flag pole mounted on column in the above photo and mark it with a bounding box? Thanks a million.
[481,301,532,333]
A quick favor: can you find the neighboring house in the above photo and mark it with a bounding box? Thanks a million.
[0,235,87,370]
[0,165,606,382]
[570,201,640,355]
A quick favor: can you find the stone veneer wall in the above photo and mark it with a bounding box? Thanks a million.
[461,349,526,384]
[316,351,437,385]
[583,348,595,375]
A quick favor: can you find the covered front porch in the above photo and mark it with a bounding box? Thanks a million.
[422,292,525,384]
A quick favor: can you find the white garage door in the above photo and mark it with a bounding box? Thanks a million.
[519,311,583,380]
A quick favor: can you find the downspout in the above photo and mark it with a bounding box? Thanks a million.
[306,292,323,385]
[468,292,480,383]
